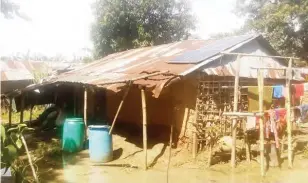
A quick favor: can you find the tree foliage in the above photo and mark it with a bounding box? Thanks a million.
[91,0,195,58]
[236,0,308,60]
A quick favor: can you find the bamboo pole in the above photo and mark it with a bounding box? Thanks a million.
[257,68,265,177]
[9,97,12,127]
[180,107,189,137]
[84,88,88,137]
[20,94,24,123]
[21,135,39,183]
[207,138,213,168]
[244,119,251,163]
[286,58,293,168]
[192,132,197,159]
[231,55,240,168]
[166,124,173,183]
[109,82,132,135]
[141,88,148,170]
[223,112,264,117]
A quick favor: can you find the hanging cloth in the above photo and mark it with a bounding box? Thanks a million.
[298,104,308,121]
[293,84,304,99]
[248,86,273,112]
[273,85,284,98]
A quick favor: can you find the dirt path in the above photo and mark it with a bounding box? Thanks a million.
[37,134,308,183]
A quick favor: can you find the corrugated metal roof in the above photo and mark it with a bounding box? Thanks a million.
[50,34,288,97]
[14,34,303,97]
[0,60,48,81]
[0,60,84,82]
[51,40,210,96]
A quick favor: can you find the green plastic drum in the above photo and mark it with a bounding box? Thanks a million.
[62,118,85,153]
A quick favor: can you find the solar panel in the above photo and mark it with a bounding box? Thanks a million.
[168,34,255,64]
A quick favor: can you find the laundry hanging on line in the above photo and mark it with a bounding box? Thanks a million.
[248,86,273,112]
[273,85,284,98]
[293,84,304,99]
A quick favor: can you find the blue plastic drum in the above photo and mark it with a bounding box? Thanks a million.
[88,125,113,162]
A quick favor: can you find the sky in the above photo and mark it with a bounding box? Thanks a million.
[0,0,244,59]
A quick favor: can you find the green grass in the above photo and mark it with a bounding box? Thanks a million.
[1,106,45,124]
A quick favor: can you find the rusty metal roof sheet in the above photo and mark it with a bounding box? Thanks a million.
[48,34,294,97]
[0,60,47,81]
[14,34,304,98]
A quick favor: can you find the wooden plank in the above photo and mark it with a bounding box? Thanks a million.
[231,55,240,168]
[141,88,148,170]
[109,82,132,135]
[257,68,265,177]
[286,58,293,168]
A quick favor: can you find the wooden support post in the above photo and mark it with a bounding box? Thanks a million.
[141,88,148,170]
[231,55,240,168]
[8,97,12,127]
[257,69,265,177]
[242,117,251,163]
[192,132,197,159]
[179,107,189,138]
[109,82,132,135]
[84,88,88,137]
[20,94,25,123]
[74,87,77,116]
[29,104,33,122]
[166,124,173,183]
[286,58,293,168]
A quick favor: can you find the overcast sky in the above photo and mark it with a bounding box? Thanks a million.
[0,0,244,59]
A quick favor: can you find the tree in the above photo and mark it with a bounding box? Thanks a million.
[91,0,195,58]
[236,0,308,60]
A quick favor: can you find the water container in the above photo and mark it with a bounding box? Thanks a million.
[88,125,113,162]
[62,118,85,153]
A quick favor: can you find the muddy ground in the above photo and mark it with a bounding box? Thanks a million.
[34,128,308,183]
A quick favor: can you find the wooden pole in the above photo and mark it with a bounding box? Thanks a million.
[21,135,39,183]
[20,94,24,123]
[286,58,293,168]
[74,87,77,116]
[84,88,88,137]
[257,68,265,177]
[141,88,148,170]
[109,82,132,135]
[166,124,173,183]
[243,117,251,163]
[30,104,33,122]
[8,97,12,127]
[180,107,189,138]
[231,55,240,168]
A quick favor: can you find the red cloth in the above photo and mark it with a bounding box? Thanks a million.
[294,84,304,99]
